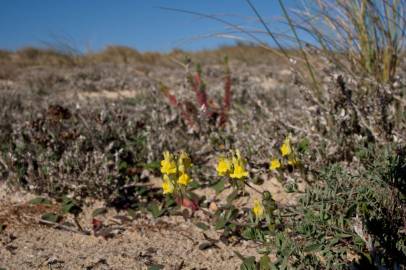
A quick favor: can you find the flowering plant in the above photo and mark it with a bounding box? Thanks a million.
[216,149,250,192]
[160,150,193,196]
[216,149,249,179]
[270,135,301,172]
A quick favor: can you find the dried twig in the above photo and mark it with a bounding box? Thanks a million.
[0,155,8,171]
[38,218,91,236]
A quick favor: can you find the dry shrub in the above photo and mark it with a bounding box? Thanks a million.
[84,46,142,64]
[15,47,78,66]
[242,0,406,154]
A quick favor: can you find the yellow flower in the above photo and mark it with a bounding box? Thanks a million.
[288,157,299,167]
[230,163,249,179]
[162,175,174,194]
[270,159,281,170]
[235,149,243,160]
[229,151,249,179]
[177,173,191,186]
[252,199,264,219]
[280,137,292,157]
[230,160,249,179]
[160,151,177,175]
[217,157,232,176]
[178,150,192,173]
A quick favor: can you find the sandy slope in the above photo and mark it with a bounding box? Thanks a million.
[0,183,259,270]
[0,172,303,270]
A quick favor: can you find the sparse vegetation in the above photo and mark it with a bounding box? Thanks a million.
[0,1,405,269]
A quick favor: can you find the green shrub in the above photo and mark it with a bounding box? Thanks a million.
[256,144,406,269]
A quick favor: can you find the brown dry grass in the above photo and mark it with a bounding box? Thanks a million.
[0,44,287,68]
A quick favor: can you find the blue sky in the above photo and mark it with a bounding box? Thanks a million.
[0,0,298,52]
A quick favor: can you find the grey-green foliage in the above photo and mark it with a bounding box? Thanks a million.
[288,144,404,269]
[242,144,405,269]
[4,104,149,205]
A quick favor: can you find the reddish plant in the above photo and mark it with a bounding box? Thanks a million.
[159,82,199,131]
[220,56,232,126]
[160,57,232,130]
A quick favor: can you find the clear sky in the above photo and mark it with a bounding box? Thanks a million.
[0,0,298,52]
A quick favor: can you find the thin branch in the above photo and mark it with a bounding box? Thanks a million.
[39,218,91,235]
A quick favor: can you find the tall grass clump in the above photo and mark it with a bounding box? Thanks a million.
[245,0,406,147]
[274,0,406,83]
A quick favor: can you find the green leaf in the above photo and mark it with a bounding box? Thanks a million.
[41,213,61,223]
[329,237,340,246]
[227,223,237,231]
[281,256,289,270]
[212,179,225,194]
[234,251,246,260]
[165,196,176,208]
[258,247,271,255]
[336,233,352,239]
[92,207,107,217]
[360,252,373,264]
[29,197,51,205]
[242,228,255,240]
[298,138,310,153]
[147,264,164,270]
[127,208,138,219]
[188,181,200,190]
[118,161,128,172]
[242,227,266,242]
[240,256,257,270]
[303,243,323,252]
[141,161,160,171]
[61,197,82,215]
[214,217,227,230]
[195,222,209,231]
[284,182,297,193]
[225,207,239,221]
[255,229,266,242]
[345,204,357,218]
[147,202,163,218]
[259,255,271,270]
[226,190,239,203]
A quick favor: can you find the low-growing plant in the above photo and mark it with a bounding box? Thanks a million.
[3,104,153,207]
[240,144,406,269]
[269,135,302,172]
[159,150,199,210]
[216,149,250,191]
[160,57,232,132]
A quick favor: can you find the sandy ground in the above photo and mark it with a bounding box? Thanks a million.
[0,173,303,270]
[0,182,253,270]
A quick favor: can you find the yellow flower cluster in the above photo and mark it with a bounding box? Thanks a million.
[280,137,292,157]
[216,149,249,179]
[270,136,300,171]
[270,159,281,170]
[161,150,192,194]
[252,199,265,219]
